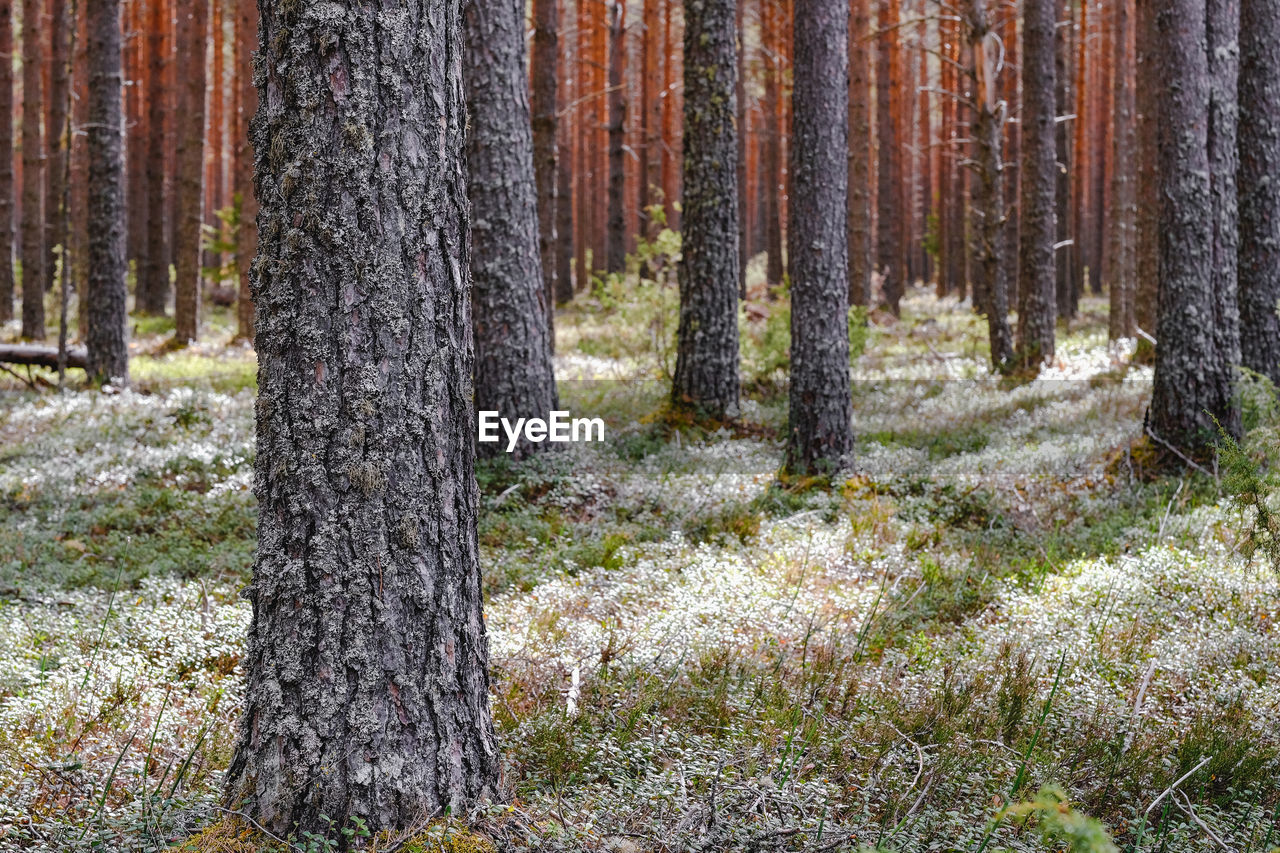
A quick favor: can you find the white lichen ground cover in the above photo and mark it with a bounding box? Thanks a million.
[0,289,1276,851]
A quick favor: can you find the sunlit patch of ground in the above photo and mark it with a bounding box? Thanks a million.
[0,286,1277,851]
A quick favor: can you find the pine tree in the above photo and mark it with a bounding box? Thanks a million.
[139,0,171,316]
[20,0,46,339]
[0,0,13,323]
[234,0,257,341]
[876,0,904,314]
[172,0,209,343]
[530,0,558,329]
[848,0,872,307]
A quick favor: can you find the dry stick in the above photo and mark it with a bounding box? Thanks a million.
[1143,754,1213,820]
[1144,425,1217,481]
[1175,791,1231,850]
[1157,479,1185,541]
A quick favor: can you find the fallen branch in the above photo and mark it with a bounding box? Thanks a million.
[0,344,88,370]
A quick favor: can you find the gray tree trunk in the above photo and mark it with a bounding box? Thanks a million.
[138,0,170,317]
[85,0,129,384]
[1238,0,1280,385]
[464,0,558,458]
[876,0,903,314]
[45,0,71,298]
[530,0,558,340]
[848,0,872,308]
[20,0,45,339]
[1150,0,1242,454]
[1107,0,1136,341]
[0,0,13,324]
[965,0,1014,371]
[1054,0,1074,320]
[606,1,627,274]
[234,0,259,342]
[222,0,500,835]
[672,0,741,419]
[1134,0,1159,357]
[1017,0,1058,368]
[173,0,209,344]
[787,0,853,475]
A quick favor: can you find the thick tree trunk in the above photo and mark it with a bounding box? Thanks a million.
[20,0,46,339]
[1107,0,1135,340]
[45,0,71,297]
[786,0,852,475]
[1054,0,1074,320]
[606,1,627,274]
[848,0,872,307]
[463,0,559,457]
[673,0,740,418]
[0,0,13,323]
[234,0,258,341]
[1016,0,1057,368]
[530,0,558,332]
[85,0,129,384]
[763,0,785,289]
[172,0,209,344]
[1150,0,1241,454]
[1238,0,1280,385]
[1133,0,1158,356]
[965,0,1014,371]
[876,0,903,314]
[222,0,500,835]
[139,0,171,316]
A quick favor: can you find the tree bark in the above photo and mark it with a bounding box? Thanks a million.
[848,0,872,307]
[554,32,575,304]
[1016,0,1057,368]
[1107,0,1135,340]
[605,1,627,274]
[1150,0,1241,454]
[530,0,558,330]
[463,0,559,457]
[673,0,740,418]
[876,0,903,314]
[786,0,853,475]
[1000,3,1018,308]
[735,0,747,298]
[1054,0,1074,320]
[1238,0,1280,385]
[763,0,785,289]
[1133,0,1158,356]
[20,0,46,339]
[45,0,72,297]
[85,0,129,384]
[0,0,13,324]
[172,0,209,344]
[0,343,87,368]
[234,0,258,341]
[223,0,500,835]
[139,0,172,316]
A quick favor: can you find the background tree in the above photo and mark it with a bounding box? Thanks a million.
[672,0,740,419]
[876,0,904,314]
[606,1,627,274]
[85,0,128,384]
[0,0,13,323]
[1017,0,1058,368]
[172,0,209,343]
[848,0,872,308]
[1238,0,1280,385]
[1149,0,1241,454]
[1133,0,1158,356]
[530,0,558,333]
[234,0,257,341]
[786,0,852,474]
[46,0,72,298]
[21,0,45,339]
[138,0,171,316]
[463,0,558,457]
[1106,0,1135,340]
[222,0,500,834]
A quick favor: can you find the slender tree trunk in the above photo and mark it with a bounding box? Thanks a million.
[763,0,785,289]
[139,0,171,315]
[172,0,208,343]
[530,0,558,336]
[1016,0,1057,367]
[673,0,740,418]
[1107,0,1135,340]
[848,0,871,307]
[72,2,90,338]
[1133,0,1158,356]
[1237,0,1280,385]
[1054,0,1074,319]
[939,12,954,296]
[46,0,71,296]
[223,0,500,834]
[554,29,575,304]
[85,0,128,384]
[916,14,932,287]
[206,0,225,275]
[1149,0,1241,454]
[20,0,46,338]
[876,0,903,314]
[787,0,852,474]
[233,0,257,341]
[0,0,13,323]
[1000,2,1018,308]
[605,1,626,274]
[1069,0,1087,308]
[965,0,1014,370]
[735,0,747,297]
[661,0,681,233]
[463,0,559,457]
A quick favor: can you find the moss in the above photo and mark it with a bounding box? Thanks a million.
[173,817,287,852]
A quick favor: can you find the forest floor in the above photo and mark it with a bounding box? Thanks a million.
[0,280,1278,852]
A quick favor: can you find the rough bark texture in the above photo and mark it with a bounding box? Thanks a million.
[847,0,872,307]
[85,0,129,384]
[234,0,258,341]
[605,1,626,273]
[1238,0,1280,384]
[875,0,903,314]
[173,0,209,343]
[1069,0,1088,313]
[0,343,87,368]
[763,0,785,289]
[530,0,558,328]
[1054,0,1073,319]
[965,0,1014,370]
[1016,0,1057,367]
[553,38,575,305]
[786,0,853,475]
[735,0,747,297]
[20,0,45,338]
[1133,0,1158,355]
[46,0,72,297]
[672,0,740,418]
[1107,0,1135,340]
[222,0,500,835]
[999,4,1018,308]
[1150,0,1241,454]
[0,0,12,323]
[139,0,171,315]
[463,0,559,457]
